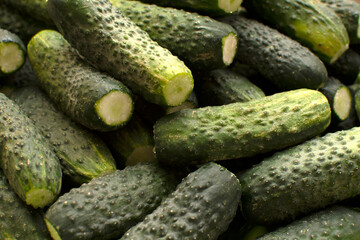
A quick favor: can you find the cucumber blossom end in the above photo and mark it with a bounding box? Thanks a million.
[163,72,194,106]
[218,0,243,13]
[25,188,58,209]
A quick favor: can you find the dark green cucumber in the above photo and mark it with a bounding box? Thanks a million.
[27,29,134,132]
[100,114,155,168]
[258,206,360,239]
[47,0,194,107]
[44,162,179,240]
[197,68,265,106]
[320,0,360,44]
[220,15,328,90]
[120,162,241,240]
[154,89,331,166]
[10,86,117,185]
[110,0,238,70]
[239,126,360,225]
[0,169,51,240]
[0,93,62,208]
[135,0,243,16]
[243,0,349,64]
[0,28,26,76]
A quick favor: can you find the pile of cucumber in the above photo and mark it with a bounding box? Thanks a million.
[1,0,360,239]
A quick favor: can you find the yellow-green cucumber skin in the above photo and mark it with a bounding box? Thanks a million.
[243,0,349,64]
[46,0,194,107]
[10,86,117,185]
[27,29,134,132]
[154,89,331,166]
[0,93,62,208]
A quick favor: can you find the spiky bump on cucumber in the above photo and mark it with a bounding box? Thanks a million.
[110,0,238,70]
[27,29,134,132]
[120,163,241,240]
[0,93,62,208]
[239,126,360,225]
[44,162,179,240]
[47,0,194,107]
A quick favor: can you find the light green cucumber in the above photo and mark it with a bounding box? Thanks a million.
[27,29,134,132]
[47,0,194,107]
[154,89,331,166]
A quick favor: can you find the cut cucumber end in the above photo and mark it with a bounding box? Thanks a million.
[222,32,238,66]
[126,145,156,166]
[45,219,62,240]
[25,189,56,208]
[334,86,352,121]
[218,0,243,13]
[163,73,194,106]
[329,43,349,64]
[357,15,360,40]
[0,42,25,74]
[95,90,134,127]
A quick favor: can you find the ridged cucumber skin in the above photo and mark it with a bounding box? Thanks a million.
[320,0,360,44]
[27,29,134,132]
[44,162,179,240]
[221,15,328,90]
[120,163,241,240]
[154,89,331,166]
[0,170,51,240]
[0,93,62,208]
[197,69,265,106]
[243,0,349,64]
[10,86,117,185]
[110,0,237,70]
[258,206,360,240]
[46,0,194,107]
[239,126,360,225]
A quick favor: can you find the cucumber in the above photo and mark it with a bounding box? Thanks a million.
[220,14,328,90]
[257,206,360,239]
[165,91,198,114]
[196,68,265,107]
[320,0,360,44]
[154,89,331,166]
[110,0,238,70]
[44,162,179,240]
[2,57,39,88]
[243,0,350,64]
[120,162,241,240]
[27,29,134,132]
[0,93,62,208]
[0,28,26,76]
[239,126,360,225]
[10,86,117,185]
[0,169,51,240]
[47,0,194,107]
[135,0,243,16]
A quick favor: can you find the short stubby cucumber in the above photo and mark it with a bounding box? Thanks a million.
[258,206,360,239]
[47,0,194,107]
[10,86,117,185]
[44,162,179,240]
[243,0,349,64]
[154,89,331,166]
[239,126,360,225]
[0,169,51,239]
[220,14,328,90]
[27,29,134,132]
[120,162,241,240]
[110,0,238,70]
[0,93,62,208]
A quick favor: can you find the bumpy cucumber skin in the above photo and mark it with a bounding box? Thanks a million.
[258,206,360,239]
[0,93,62,207]
[0,170,51,240]
[46,0,193,107]
[221,15,328,90]
[239,126,360,225]
[110,0,237,70]
[44,162,179,240]
[27,29,134,132]
[243,0,349,64]
[154,89,331,166]
[120,163,241,240]
[11,86,117,185]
